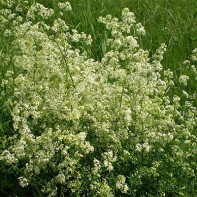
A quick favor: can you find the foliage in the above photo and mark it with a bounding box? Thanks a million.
[0,0,197,196]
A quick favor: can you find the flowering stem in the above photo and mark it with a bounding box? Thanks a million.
[52,38,76,91]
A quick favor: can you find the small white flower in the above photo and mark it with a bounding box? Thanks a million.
[18,177,29,187]
[58,2,72,11]
[56,173,66,184]
[136,143,142,152]
[179,75,189,86]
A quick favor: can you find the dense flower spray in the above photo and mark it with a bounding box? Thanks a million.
[0,1,196,196]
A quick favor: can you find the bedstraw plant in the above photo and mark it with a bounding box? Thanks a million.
[0,1,197,196]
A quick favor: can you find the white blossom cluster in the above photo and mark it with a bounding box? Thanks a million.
[116,175,129,193]
[191,48,197,61]
[179,75,189,86]
[58,1,72,11]
[26,3,54,20]
[0,2,197,197]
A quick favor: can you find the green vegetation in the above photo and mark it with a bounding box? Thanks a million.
[0,0,197,196]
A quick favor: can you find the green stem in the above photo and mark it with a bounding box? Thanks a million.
[52,38,76,91]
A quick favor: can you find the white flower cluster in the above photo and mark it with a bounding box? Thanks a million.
[27,3,54,20]
[58,2,72,11]
[98,8,145,36]
[102,150,117,172]
[90,179,113,197]
[0,0,13,8]
[18,176,29,187]
[0,2,197,196]
[179,75,189,86]
[182,50,197,82]
[52,18,69,33]
[116,175,129,193]
[191,48,197,61]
